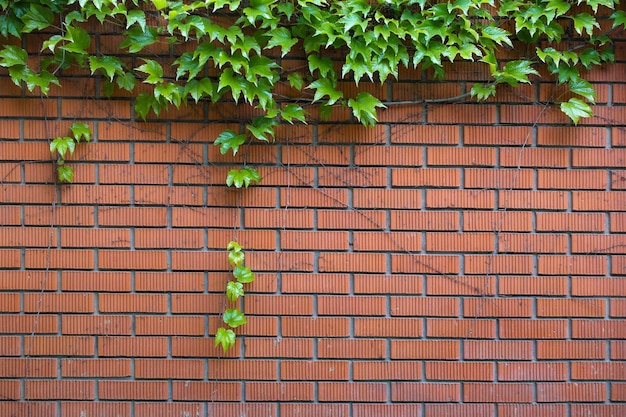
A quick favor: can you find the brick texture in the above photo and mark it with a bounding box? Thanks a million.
[0,17,624,417]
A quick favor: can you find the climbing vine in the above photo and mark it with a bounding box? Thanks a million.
[1,0,625,348]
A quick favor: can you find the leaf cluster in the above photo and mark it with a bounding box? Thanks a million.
[49,123,92,183]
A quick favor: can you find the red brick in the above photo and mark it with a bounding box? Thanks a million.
[499,362,568,381]
[355,274,423,294]
[391,382,459,402]
[25,249,94,269]
[572,234,626,254]
[427,189,495,209]
[24,336,94,356]
[244,337,313,359]
[134,228,203,249]
[426,232,494,252]
[0,315,57,334]
[25,380,95,400]
[611,383,626,401]
[538,169,607,190]
[24,293,93,314]
[354,145,423,166]
[572,362,626,380]
[60,228,129,248]
[99,294,167,313]
[427,275,494,296]
[281,187,348,208]
[281,360,349,381]
[500,276,568,296]
[611,299,626,317]
[500,319,568,339]
[0,98,58,118]
[464,126,531,146]
[392,168,460,188]
[354,318,422,338]
[99,250,167,270]
[427,103,496,124]
[61,359,131,378]
[537,298,606,317]
[465,168,533,189]
[170,336,240,359]
[465,255,533,274]
[537,382,606,402]
[392,254,460,274]
[537,212,605,232]
[207,359,277,380]
[573,319,626,338]
[501,190,568,210]
[464,211,532,232]
[537,341,606,360]
[61,402,131,417]
[573,191,626,211]
[571,405,626,417]
[391,211,459,231]
[391,340,460,360]
[246,382,313,401]
[318,295,386,316]
[573,149,626,167]
[464,340,533,360]
[391,296,459,317]
[353,361,422,381]
[282,144,350,165]
[426,362,494,381]
[319,253,386,273]
[353,404,423,417]
[0,358,57,378]
[498,404,567,417]
[247,251,313,272]
[537,126,607,146]
[62,271,131,292]
[99,381,168,400]
[425,404,495,417]
[427,318,496,339]
[281,273,350,294]
[60,185,131,205]
[281,231,348,250]
[280,404,349,417]
[464,298,533,317]
[390,124,458,145]
[318,209,386,230]
[245,294,313,315]
[353,189,421,209]
[98,336,168,358]
[500,104,570,124]
[0,336,21,356]
[499,233,568,253]
[169,251,226,271]
[0,206,21,225]
[135,316,205,336]
[612,170,626,190]
[282,317,350,337]
[0,379,20,401]
[464,382,533,402]
[0,227,58,247]
[538,255,607,275]
[100,207,167,227]
[500,147,569,168]
[318,382,387,402]
[317,339,386,359]
[62,315,131,336]
[427,147,496,166]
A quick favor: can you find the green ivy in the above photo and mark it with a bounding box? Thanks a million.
[50,123,92,183]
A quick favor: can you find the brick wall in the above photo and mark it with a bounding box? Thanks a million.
[1,27,625,417]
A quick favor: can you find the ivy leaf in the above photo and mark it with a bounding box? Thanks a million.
[496,60,539,86]
[135,93,164,119]
[183,78,217,103]
[214,327,236,352]
[214,130,247,156]
[572,13,600,36]
[226,167,262,188]
[233,265,255,283]
[24,70,60,94]
[470,83,496,101]
[21,4,55,33]
[136,59,164,84]
[218,67,249,103]
[0,45,28,67]
[281,104,306,124]
[50,136,75,160]
[287,72,304,91]
[579,48,601,69]
[480,26,513,47]
[227,241,244,266]
[556,64,579,83]
[61,26,91,54]
[120,26,159,53]
[70,123,92,143]
[307,78,343,105]
[246,116,278,142]
[126,10,146,31]
[223,308,247,328]
[569,78,596,103]
[152,0,168,10]
[89,56,124,81]
[560,97,592,124]
[612,10,626,28]
[57,165,74,183]
[116,72,137,91]
[347,92,386,127]
[266,27,298,57]
[226,281,244,303]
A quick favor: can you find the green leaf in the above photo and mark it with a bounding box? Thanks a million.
[569,78,596,103]
[116,72,137,91]
[126,9,146,31]
[496,60,539,86]
[57,165,74,183]
[214,130,247,156]
[233,265,255,283]
[287,72,304,91]
[218,67,249,103]
[70,123,92,143]
[214,327,236,352]
[89,56,124,81]
[266,27,298,57]
[347,92,386,127]
[0,45,28,67]
[227,241,245,266]
[61,26,91,54]
[50,136,76,160]
[135,93,164,119]
[612,10,626,28]
[152,0,168,10]
[572,13,600,36]
[560,97,592,124]
[470,83,496,101]
[226,167,262,188]
[120,26,159,53]
[21,4,55,33]
[579,48,601,69]
[226,281,244,303]
[281,104,307,124]
[136,59,164,84]
[307,78,343,105]
[480,26,513,47]
[223,308,247,328]
[246,116,278,142]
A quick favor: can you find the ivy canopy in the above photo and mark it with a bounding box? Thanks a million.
[1,0,624,148]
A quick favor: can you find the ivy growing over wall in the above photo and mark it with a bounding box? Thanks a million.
[1,0,624,348]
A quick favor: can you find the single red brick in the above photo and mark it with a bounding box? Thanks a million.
[465,168,533,189]
[25,380,95,400]
[572,234,626,254]
[498,362,568,381]
[427,318,495,339]
[280,360,349,381]
[170,336,240,359]
[208,359,277,380]
[465,255,533,274]
[135,359,204,379]
[280,404,349,417]
[391,210,460,231]
[537,298,606,317]
[426,275,494,296]
[427,189,495,209]
[537,382,606,402]
[572,362,626,380]
[353,361,422,381]
[611,383,626,401]
[98,336,168,358]
[427,103,497,124]
[464,126,531,145]
[99,381,168,400]
[0,227,58,247]
[500,319,568,339]
[537,341,606,360]
[499,276,568,296]
[573,191,626,211]
[427,147,496,166]
[0,358,57,378]
[171,382,241,401]
[498,404,567,417]
[464,340,533,360]
[0,336,21,356]
[538,255,607,275]
[390,124,458,145]
[392,168,460,188]
[1,315,58,334]
[391,340,460,360]
[391,382,459,402]
[280,187,348,208]
[318,209,386,230]
[135,272,203,292]
[353,404,423,417]
[317,338,386,359]
[464,382,533,402]
[426,404,495,417]
[392,254,460,274]
[426,362,494,381]
[62,271,131,292]
[355,274,423,294]
[499,233,568,254]
[61,358,131,378]
[500,147,569,168]
[354,318,422,338]
[244,337,313,359]
[354,145,423,166]
[612,213,626,232]
[464,297,533,318]
[319,253,386,273]
[426,232,494,253]
[61,402,131,417]
[246,382,314,402]
[135,316,205,336]
[25,249,94,270]
[282,317,350,337]
[24,293,93,313]
[318,295,387,316]
[245,294,313,316]
[62,315,131,336]
[391,296,459,317]
[464,211,532,232]
[282,144,351,165]
[24,336,94,357]
[353,189,422,209]
[318,382,387,402]
[571,405,626,417]
[100,207,167,227]
[281,231,348,250]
